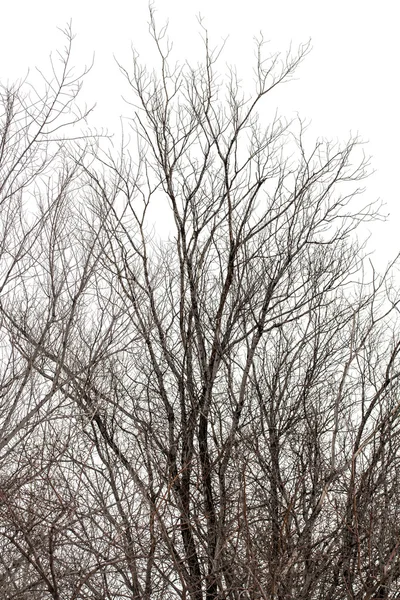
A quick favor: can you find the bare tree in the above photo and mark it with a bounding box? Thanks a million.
[2,11,400,600]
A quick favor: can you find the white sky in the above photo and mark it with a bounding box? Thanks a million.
[1,0,399,267]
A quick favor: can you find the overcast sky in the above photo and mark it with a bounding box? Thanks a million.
[1,0,399,266]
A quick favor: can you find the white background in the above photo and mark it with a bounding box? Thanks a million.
[1,0,399,267]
